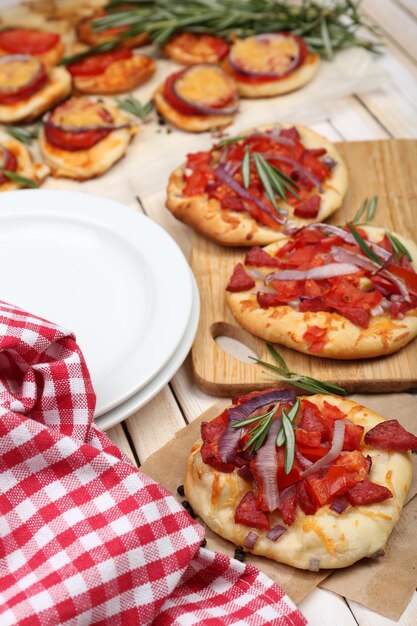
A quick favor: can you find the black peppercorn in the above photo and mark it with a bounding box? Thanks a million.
[177,485,185,496]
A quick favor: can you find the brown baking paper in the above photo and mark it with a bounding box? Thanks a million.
[141,393,417,614]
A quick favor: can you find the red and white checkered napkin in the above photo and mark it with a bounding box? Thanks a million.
[0,301,306,626]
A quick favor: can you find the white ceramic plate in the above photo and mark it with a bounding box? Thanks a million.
[0,190,193,416]
[96,271,200,431]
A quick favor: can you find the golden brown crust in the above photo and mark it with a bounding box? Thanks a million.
[185,394,413,570]
[0,135,49,190]
[73,55,156,94]
[222,52,320,98]
[226,226,417,358]
[166,123,348,245]
[153,83,236,133]
[163,33,226,65]
[76,16,149,49]
[0,67,72,124]
[0,40,65,67]
[38,102,138,180]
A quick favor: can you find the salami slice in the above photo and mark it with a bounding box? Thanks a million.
[364,420,417,451]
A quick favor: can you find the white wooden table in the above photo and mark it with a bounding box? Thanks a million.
[103,2,417,623]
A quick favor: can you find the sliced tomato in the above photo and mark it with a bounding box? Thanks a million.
[387,264,417,296]
[0,28,59,54]
[305,465,357,508]
[68,48,132,77]
[164,72,201,115]
[234,491,270,530]
[0,66,47,105]
[44,123,111,152]
[202,34,230,59]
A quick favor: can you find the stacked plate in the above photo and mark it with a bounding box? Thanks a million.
[0,190,199,430]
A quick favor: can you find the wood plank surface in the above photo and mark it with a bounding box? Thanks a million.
[191,139,417,396]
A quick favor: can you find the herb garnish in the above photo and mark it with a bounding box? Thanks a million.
[352,196,378,225]
[386,231,412,262]
[3,125,39,145]
[277,399,299,474]
[216,135,246,148]
[242,147,251,189]
[98,0,381,59]
[60,39,122,66]
[232,402,280,453]
[253,153,300,209]
[116,95,154,120]
[252,343,348,396]
[2,171,38,188]
[346,222,384,265]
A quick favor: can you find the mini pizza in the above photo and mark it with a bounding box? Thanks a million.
[67,48,156,95]
[39,96,137,180]
[76,10,148,49]
[185,388,417,570]
[166,124,347,245]
[0,28,64,67]
[163,32,230,65]
[154,64,239,132]
[226,223,417,358]
[222,32,319,98]
[0,134,48,190]
[0,54,71,124]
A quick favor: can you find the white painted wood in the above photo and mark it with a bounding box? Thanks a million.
[324,97,390,141]
[299,588,358,625]
[396,0,417,20]
[362,0,417,62]
[106,423,138,467]
[349,591,417,625]
[170,356,221,421]
[358,88,417,138]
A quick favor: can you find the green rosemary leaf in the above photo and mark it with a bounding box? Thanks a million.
[352,197,367,225]
[216,135,246,148]
[59,40,122,66]
[2,171,38,188]
[231,411,271,428]
[366,196,378,222]
[266,343,289,371]
[116,96,154,120]
[320,17,334,60]
[268,163,300,199]
[281,409,295,474]
[254,152,282,208]
[4,125,39,145]
[346,222,383,265]
[242,147,251,189]
[386,231,413,262]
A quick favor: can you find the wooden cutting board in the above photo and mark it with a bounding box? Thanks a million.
[190,139,417,396]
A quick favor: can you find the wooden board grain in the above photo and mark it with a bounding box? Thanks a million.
[190,139,417,396]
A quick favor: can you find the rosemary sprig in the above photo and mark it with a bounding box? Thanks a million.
[59,40,122,66]
[251,343,348,396]
[216,135,246,148]
[242,147,251,189]
[352,196,378,225]
[232,403,280,453]
[2,171,38,188]
[346,222,383,265]
[276,398,300,474]
[97,0,381,59]
[386,231,412,262]
[3,125,39,145]
[253,153,300,211]
[116,95,154,120]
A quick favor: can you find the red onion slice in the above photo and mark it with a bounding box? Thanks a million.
[309,557,320,572]
[237,465,254,482]
[243,531,258,549]
[0,54,44,95]
[266,524,287,541]
[172,64,239,116]
[215,164,286,225]
[252,418,282,511]
[309,223,393,262]
[330,495,349,514]
[295,449,313,470]
[229,34,300,79]
[265,263,360,283]
[301,420,346,478]
[218,388,296,464]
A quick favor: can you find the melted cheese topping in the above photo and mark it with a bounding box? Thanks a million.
[231,35,299,74]
[51,98,113,128]
[0,55,41,90]
[175,66,235,106]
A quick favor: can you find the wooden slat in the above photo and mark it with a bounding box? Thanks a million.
[363,0,417,62]
[191,140,417,396]
[325,97,390,141]
[106,423,138,467]
[299,589,358,625]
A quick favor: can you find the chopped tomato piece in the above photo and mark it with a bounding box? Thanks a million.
[305,465,357,507]
[226,263,255,292]
[335,451,369,481]
[387,264,417,296]
[234,491,270,530]
[296,480,318,515]
[299,296,330,313]
[295,429,321,447]
[342,423,364,451]
[300,400,329,439]
[303,325,327,353]
[297,445,330,462]
[304,279,323,298]
[301,153,331,181]
[186,150,211,169]
[276,447,303,489]
[269,280,302,303]
[364,420,417,451]
[321,401,347,421]
[346,480,393,506]
[184,170,210,196]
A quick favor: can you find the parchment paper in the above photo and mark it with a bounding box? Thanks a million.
[141,393,417,617]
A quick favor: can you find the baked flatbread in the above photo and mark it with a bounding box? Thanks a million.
[72,54,156,95]
[0,134,49,190]
[226,225,417,358]
[163,32,230,65]
[185,392,414,570]
[166,124,348,246]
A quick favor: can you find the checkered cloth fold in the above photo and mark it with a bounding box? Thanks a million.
[0,301,306,625]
